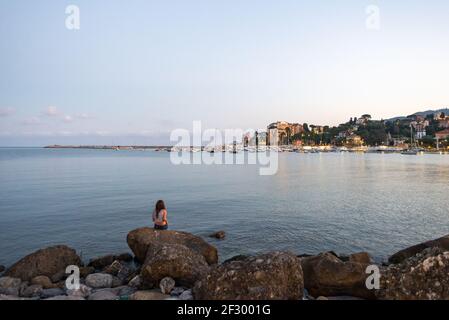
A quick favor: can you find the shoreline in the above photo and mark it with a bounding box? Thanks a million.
[1,228,448,300]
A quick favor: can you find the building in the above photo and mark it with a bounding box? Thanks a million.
[411,120,429,140]
[267,121,303,146]
[438,118,449,129]
[345,134,364,147]
[435,129,449,140]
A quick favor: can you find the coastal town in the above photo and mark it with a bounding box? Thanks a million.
[46,109,449,154]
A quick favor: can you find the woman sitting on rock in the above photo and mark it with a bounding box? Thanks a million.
[152,200,168,230]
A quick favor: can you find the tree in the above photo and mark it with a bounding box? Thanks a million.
[303,123,310,133]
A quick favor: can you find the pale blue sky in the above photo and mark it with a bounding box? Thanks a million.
[1,0,449,145]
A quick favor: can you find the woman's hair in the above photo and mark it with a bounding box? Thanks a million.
[155,200,166,218]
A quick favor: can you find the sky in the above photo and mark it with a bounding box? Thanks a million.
[1,0,449,146]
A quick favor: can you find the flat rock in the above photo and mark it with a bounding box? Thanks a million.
[179,289,193,300]
[5,245,81,281]
[21,284,43,298]
[130,290,170,300]
[127,227,218,265]
[41,288,66,299]
[88,289,118,300]
[85,273,113,289]
[193,251,304,300]
[45,295,85,300]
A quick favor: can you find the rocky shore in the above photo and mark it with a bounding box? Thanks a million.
[1,228,448,300]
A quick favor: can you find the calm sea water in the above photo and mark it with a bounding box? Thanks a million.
[1,148,448,267]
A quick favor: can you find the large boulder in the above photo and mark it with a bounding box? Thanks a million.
[389,234,449,264]
[127,227,218,265]
[5,245,81,281]
[300,252,375,299]
[193,252,303,300]
[377,247,449,300]
[141,244,209,288]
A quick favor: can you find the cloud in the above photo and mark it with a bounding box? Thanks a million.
[22,117,42,125]
[0,107,15,117]
[44,106,60,117]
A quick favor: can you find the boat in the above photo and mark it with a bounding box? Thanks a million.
[401,149,423,155]
[401,124,424,155]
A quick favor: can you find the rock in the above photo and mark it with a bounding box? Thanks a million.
[31,275,56,289]
[40,288,65,299]
[389,234,449,264]
[301,252,374,299]
[45,295,85,300]
[223,255,248,264]
[170,287,186,296]
[130,290,170,300]
[127,227,218,265]
[88,255,115,270]
[128,275,142,288]
[141,244,209,288]
[111,276,124,288]
[0,265,5,273]
[50,270,67,283]
[117,253,133,262]
[115,285,136,297]
[66,284,92,298]
[0,294,24,300]
[0,276,22,289]
[88,289,118,300]
[85,273,113,289]
[104,260,122,275]
[80,266,95,278]
[316,296,328,300]
[5,245,81,281]
[0,277,22,296]
[377,247,449,300]
[209,231,226,239]
[159,277,175,294]
[193,251,304,300]
[21,284,43,298]
[88,252,134,270]
[179,289,193,300]
[349,252,372,264]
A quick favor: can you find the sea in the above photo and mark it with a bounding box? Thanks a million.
[1,147,448,266]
